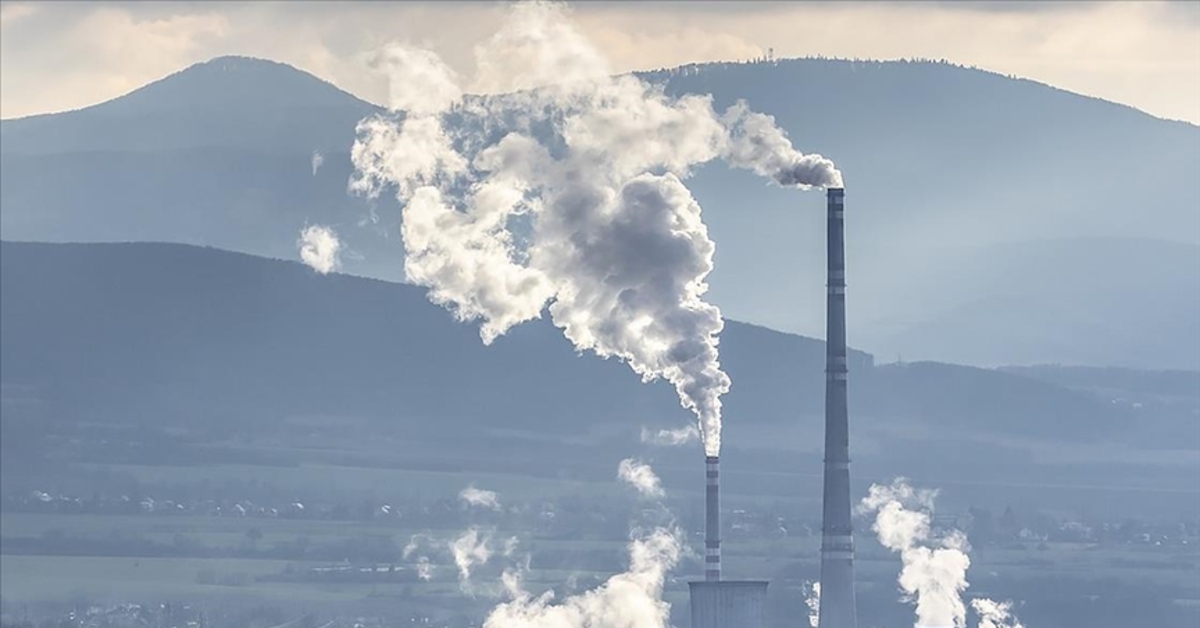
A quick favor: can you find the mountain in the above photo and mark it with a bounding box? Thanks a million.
[2,55,1198,368]
[3,241,1195,516]
[0,240,1170,443]
[0,55,379,154]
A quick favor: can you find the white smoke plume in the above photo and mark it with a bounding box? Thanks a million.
[451,527,494,583]
[858,479,970,628]
[297,224,342,274]
[722,102,843,189]
[349,0,839,457]
[639,424,700,447]
[461,485,503,510]
[480,459,684,628]
[805,581,821,628]
[859,478,1027,628]
[416,555,434,581]
[403,532,437,581]
[311,150,324,176]
[617,458,664,499]
[972,599,1025,628]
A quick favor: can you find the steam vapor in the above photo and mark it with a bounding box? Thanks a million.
[640,424,700,447]
[416,556,433,581]
[972,599,1025,628]
[617,458,665,499]
[452,527,494,582]
[297,224,341,274]
[461,485,503,510]
[349,0,839,457]
[480,458,683,627]
[805,581,821,628]
[858,478,1026,628]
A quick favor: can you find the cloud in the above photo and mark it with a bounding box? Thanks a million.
[618,458,664,498]
[1,2,1195,122]
[0,2,38,28]
[310,150,324,176]
[460,485,502,510]
[297,224,342,274]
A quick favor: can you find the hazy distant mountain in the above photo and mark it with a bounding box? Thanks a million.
[2,55,1197,368]
[0,241,1155,446]
[0,56,378,154]
[5,241,1196,517]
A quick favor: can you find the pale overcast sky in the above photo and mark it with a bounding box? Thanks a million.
[2,0,1198,123]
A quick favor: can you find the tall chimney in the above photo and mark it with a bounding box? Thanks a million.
[705,454,720,581]
[817,187,858,628]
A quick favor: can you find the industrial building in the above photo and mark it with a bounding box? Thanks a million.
[817,187,859,628]
[690,188,857,628]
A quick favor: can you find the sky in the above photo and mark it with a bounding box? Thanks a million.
[1,0,1198,124]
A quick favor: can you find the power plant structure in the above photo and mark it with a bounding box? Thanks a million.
[688,455,769,628]
[689,187,856,628]
[817,187,859,628]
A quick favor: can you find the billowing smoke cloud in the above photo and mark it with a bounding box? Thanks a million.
[858,478,1027,628]
[311,150,324,176]
[297,224,342,274]
[349,0,838,457]
[461,485,502,510]
[480,459,684,628]
[617,458,664,499]
[640,424,700,447]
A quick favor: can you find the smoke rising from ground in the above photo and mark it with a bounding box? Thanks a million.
[805,581,821,628]
[972,599,1026,628]
[297,224,341,274]
[479,458,683,628]
[452,527,494,583]
[858,478,1027,628]
[349,0,838,456]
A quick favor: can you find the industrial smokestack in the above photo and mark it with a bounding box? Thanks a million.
[817,187,859,628]
[705,455,720,581]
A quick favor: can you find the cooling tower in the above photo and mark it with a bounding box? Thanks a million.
[689,580,769,628]
[705,455,720,581]
[817,187,859,628]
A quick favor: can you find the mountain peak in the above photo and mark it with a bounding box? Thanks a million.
[188,55,295,72]
[92,55,374,116]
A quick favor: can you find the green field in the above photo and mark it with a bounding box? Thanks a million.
[79,461,630,503]
[6,508,1195,608]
